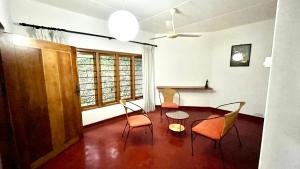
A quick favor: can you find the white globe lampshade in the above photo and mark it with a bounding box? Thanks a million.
[108,10,139,41]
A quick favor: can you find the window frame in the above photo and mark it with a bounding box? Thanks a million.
[99,53,117,106]
[133,55,143,99]
[76,51,98,110]
[76,48,143,111]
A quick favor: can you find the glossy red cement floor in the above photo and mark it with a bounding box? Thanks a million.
[39,107,263,169]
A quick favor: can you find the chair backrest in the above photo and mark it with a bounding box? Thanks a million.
[159,88,178,103]
[221,102,246,136]
[120,100,130,120]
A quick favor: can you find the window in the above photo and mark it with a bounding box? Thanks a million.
[76,49,142,109]
[119,56,132,99]
[76,52,97,107]
[100,55,117,104]
[134,57,143,97]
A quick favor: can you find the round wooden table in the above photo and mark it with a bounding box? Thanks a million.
[166,111,189,133]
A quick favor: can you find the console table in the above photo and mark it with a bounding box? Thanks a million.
[157,86,213,90]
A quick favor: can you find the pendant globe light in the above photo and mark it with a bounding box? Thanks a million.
[108,9,139,41]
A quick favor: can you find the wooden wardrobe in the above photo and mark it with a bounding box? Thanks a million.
[0,33,83,169]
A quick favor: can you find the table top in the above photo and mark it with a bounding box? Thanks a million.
[166,111,189,120]
[157,85,213,90]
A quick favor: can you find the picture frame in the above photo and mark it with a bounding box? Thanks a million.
[230,44,252,67]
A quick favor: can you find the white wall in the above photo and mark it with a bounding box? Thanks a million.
[259,0,300,168]
[154,34,214,106]
[82,100,143,126]
[154,19,274,117]
[0,0,12,32]
[9,0,275,125]
[9,0,154,125]
[210,20,275,117]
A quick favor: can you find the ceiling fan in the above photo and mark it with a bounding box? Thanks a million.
[150,8,202,40]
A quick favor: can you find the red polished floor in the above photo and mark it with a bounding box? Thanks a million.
[39,107,263,169]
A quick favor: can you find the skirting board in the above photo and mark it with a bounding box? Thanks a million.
[83,106,263,129]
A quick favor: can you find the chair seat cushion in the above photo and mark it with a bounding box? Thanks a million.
[192,115,224,140]
[161,102,179,108]
[128,115,151,127]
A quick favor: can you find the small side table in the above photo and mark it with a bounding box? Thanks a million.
[166,111,189,133]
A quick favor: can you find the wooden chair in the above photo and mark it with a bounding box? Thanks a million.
[191,102,246,165]
[158,88,180,118]
[120,100,154,150]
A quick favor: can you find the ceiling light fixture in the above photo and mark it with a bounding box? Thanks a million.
[108,10,139,42]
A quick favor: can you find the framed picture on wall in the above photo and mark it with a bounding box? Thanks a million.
[230,44,252,67]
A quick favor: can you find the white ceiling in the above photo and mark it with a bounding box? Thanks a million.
[34,0,277,33]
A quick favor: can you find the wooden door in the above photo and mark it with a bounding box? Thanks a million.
[0,34,19,169]
[0,34,82,169]
[41,44,82,150]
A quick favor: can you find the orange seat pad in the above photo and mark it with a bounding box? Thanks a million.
[192,115,224,140]
[161,102,179,108]
[128,115,151,127]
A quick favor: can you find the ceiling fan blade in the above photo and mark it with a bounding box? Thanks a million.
[176,33,202,37]
[150,35,167,40]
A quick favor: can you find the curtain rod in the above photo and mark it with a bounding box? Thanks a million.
[17,23,158,47]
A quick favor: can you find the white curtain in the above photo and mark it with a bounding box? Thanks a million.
[142,45,156,112]
[26,27,66,44]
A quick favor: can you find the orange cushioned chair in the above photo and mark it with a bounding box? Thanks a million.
[191,102,246,163]
[120,100,153,150]
[159,88,180,118]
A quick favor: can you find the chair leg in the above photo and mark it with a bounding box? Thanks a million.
[234,124,242,147]
[184,120,187,135]
[124,127,131,151]
[218,140,225,169]
[146,125,154,145]
[191,131,197,156]
[166,117,170,133]
[122,122,128,138]
[150,124,154,145]
[191,132,194,156]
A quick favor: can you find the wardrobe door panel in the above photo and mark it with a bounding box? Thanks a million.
[70,48,82,138]
[42,49,81,144]
[0,46,18,169]
[1,34,82,169]
[57,51,80,141]
[15,47,52,163]
[42,49,66,149]
[2,44,52,167]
